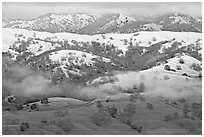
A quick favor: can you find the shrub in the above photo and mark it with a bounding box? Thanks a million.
[152,37,157,41]
[171,69,176,72]
[122,88,135,93]
[7,96,16,103]
[198,72,202,78]
[164,65,171,71]
[182,73,188,77]
[20,122,30,132]
[101,35,106,39]
[82,53,86,57]
[156,62,161,66]
[179,58,184,64]
[40,98,49,104]
[24,123,30,129]
[164,60,168,64]
[176,65,182,70]
[123,39,128,45]
[30,103,39,111]
[131,123,142,133]
[20,124,26,131]
[109,37,114,40]
[133,33,139,36]
[190,63,202,71]
[40,118,49,125]
[90,111,111,127]
[146,103,154,110]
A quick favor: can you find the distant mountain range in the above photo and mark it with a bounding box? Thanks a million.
[3,12,202,34]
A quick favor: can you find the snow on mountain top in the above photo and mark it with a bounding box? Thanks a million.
[117,13,136,24]
[172,16,190,24]
[46,13,100,23]
[3,13,101,33]
[3,12,202,35]
[97,13,136,32]
[169,13,191,24]
[75,13,101,20]
[49,13,73,20]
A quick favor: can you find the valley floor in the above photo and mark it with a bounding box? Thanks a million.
[2,92,202,135]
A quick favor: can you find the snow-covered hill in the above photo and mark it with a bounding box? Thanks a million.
[92,51,201,79]
[90,53,202,101]
[49,50,111,76]
[156,13,202,32]
[2,28,202,84]
[79,13,136,34]
[3,28,202,54]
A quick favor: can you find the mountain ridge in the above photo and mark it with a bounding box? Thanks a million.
[3,12,202,34]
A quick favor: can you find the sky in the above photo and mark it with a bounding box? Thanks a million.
[2,2,202,20]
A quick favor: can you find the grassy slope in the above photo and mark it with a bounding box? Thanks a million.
[2,94,201,135]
